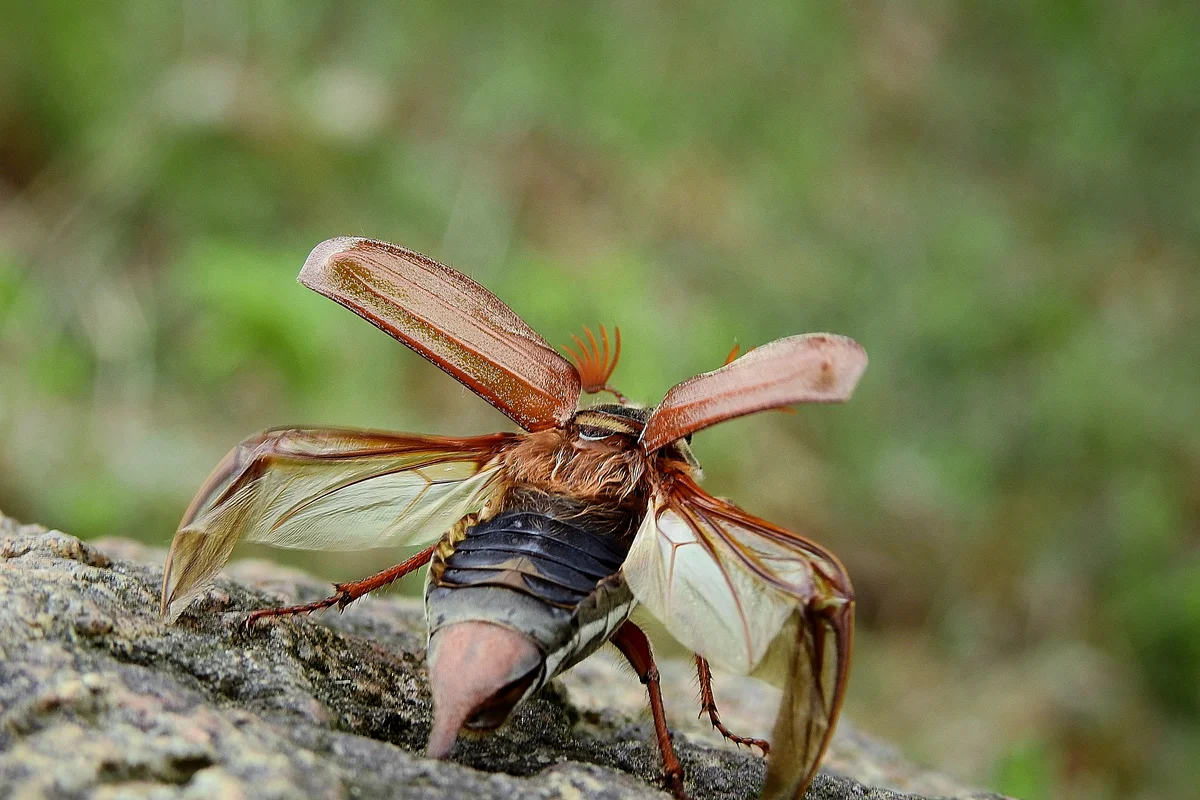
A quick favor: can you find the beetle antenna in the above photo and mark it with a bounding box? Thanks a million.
[565,325,626,402]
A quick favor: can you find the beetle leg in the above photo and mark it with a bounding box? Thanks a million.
[245,544,436,626]
[694,654,770,755]
[611,622,688,800]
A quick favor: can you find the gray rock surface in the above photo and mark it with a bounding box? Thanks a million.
[0,514,1011,800]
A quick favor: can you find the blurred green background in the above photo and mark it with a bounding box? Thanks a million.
[1,2,1197,798]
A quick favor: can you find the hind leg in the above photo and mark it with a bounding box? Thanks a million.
[244,544,436,626]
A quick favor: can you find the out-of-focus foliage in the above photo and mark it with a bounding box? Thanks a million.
[0,3,1196,798]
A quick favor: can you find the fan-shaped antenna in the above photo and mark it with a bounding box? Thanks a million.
[564,325,627,403]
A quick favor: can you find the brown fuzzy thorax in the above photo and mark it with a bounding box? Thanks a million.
[498,429,651,505]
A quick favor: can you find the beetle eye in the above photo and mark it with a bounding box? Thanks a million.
[684,433,693,444]
[576,424,612,441]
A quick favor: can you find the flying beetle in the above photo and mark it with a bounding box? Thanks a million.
[161,237,867,800]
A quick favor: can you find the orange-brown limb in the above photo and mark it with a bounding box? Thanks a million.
[694,654,770,755]
[245,544,436,627]
[611,621,687,800]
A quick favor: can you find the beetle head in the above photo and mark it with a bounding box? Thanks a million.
[570,403,701,474]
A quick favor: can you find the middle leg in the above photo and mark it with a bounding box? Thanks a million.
[695,654,771,755]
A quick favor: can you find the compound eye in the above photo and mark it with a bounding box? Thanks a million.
[684,433,693,444]
[576,424,613,441]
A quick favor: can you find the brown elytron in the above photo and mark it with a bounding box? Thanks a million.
[161,237,868,800]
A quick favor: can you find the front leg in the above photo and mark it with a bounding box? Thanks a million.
[611,621,687,800]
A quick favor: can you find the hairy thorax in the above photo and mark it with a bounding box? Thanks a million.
[497,429,653,506]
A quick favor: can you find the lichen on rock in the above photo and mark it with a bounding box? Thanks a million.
[0,514,1009,799]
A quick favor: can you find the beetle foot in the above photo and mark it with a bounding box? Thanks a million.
[661,766,688,800]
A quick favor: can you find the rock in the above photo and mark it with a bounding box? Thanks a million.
[0,514,1010,800]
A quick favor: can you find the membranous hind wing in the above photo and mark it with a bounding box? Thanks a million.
[622,474,853,800]
[300,238,582,432]
[161,428,516,620]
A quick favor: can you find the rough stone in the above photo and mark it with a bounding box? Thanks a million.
[0,514,1010,800]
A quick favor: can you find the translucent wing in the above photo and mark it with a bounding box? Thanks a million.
[622,474,853,799]
[161,428,516,620]
[300,237,582,432]
[640,333,867,453]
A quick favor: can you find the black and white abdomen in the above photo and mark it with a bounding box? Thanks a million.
[425,503,639,698]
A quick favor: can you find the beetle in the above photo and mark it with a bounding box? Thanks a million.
[160,237,867,800]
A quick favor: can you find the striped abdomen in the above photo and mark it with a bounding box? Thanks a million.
[425,503,639,695]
